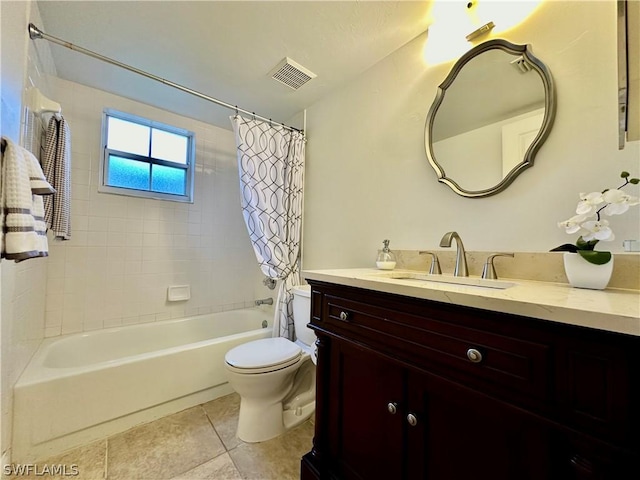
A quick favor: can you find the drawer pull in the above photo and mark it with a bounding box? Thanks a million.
[407,413,418,427]
[466,348,483,363]
[387,402,398,415]
[339,311,350,321]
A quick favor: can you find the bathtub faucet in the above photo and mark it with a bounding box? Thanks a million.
[255,297,273,306]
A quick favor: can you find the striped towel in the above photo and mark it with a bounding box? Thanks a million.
[43,116,72,240]
[0,137,55,262]
[27,152,55,255]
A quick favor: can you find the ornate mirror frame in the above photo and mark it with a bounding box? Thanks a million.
[425,39,556,198]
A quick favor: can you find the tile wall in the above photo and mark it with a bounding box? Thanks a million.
[45,77,265,337]
[1,0,57,461]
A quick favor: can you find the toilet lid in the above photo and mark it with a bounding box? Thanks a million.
[225,337,302,370]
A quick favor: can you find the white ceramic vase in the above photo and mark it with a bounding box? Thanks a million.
[563,252,614,290]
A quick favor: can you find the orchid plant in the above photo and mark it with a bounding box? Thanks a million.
[552,171,640,265]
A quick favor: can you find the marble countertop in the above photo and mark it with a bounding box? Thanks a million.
[302,268,640,337]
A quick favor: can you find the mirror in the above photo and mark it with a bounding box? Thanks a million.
[618,0,639,147]
[617,0,628,148]
[425,39,556,198]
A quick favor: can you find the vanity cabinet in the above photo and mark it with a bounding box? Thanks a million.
[301,281,639,480]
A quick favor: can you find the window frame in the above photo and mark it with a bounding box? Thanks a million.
[99,108,195,203]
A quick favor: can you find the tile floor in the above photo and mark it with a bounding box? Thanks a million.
[17,393,314,480]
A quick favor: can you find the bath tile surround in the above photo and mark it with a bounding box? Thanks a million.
[44,77,266,337]
[13,393,313,480]
[1,0,57,464]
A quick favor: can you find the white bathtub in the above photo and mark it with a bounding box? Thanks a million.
[13,308,272,462]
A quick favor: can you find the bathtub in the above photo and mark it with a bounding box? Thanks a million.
[13,308,272,462]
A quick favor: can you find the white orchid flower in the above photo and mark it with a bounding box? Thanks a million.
[581,219,615,242]
[601,189,640,216]
[558,214,588,234]
[557,173,639,259]
[575,192,604,215]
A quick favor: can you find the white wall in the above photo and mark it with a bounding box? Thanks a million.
[0,0,56,463]
[302,0,640,269]
[44,78,265,336]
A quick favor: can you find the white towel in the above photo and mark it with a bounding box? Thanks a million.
[43,116,72,240]
[27,148,55,256]
[28,147,56,195]
[0,137,55,262]
[32,195,49,256]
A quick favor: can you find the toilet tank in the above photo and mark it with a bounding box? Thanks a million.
[292,285,314,346]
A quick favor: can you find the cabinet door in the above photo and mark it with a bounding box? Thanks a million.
[406,371,554,480]
[327,339,405,480]
[549,429,639,480]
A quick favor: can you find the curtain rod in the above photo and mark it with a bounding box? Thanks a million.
[28,23,303,134]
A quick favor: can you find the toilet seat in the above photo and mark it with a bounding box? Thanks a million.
[225,337,302,374]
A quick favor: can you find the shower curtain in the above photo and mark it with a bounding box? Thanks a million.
[231,115,306,341]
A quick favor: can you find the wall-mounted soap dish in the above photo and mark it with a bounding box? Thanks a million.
[167,285,190,302]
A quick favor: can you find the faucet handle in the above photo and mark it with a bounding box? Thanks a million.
[418,251,442,275]
[262,277,277,290]
[482,253,514,280]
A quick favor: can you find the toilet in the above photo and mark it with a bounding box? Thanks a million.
[224,284,315,443]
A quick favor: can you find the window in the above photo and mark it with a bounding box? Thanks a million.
[100,109,195,202]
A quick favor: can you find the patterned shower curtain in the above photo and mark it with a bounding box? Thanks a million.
[230,115,306,341]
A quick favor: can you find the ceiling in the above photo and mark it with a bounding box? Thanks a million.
[37,1,433,131]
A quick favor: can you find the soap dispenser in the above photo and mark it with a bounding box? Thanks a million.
[376,239,397,270]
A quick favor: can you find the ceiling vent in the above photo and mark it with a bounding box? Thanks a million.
[270,57,317,90]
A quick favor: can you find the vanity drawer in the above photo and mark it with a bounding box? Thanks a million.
[320,293,551,404]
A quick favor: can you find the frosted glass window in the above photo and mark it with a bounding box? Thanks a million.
[107,155,150,190]
[152,165,186,195]
[100,109,195,203]
[107,117,150,156]
[151,129,188,164]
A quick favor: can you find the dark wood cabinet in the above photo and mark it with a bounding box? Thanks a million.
[301,281,639,480]
[327,339,404,479]
[406,369,556,480]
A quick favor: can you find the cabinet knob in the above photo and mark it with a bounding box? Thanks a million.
[339,311,350,321]
[466,348,483,363]
[407,413,418,426]
[387,402,398,415]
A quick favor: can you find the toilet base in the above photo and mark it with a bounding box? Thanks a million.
[237,398,286,443]
[283,401,315,430]
[236,397,315,443]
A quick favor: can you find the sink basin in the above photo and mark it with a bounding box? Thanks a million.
[365,271,516,289]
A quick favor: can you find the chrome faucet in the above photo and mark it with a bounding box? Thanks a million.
[482,253,514,280]
[439,231,469,277]
[255,297,273,306]
[418,251,442,275]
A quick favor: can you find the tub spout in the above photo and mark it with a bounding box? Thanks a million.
[255,297,273,306]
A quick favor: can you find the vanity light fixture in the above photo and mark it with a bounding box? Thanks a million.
[423,0,543,66]
[465,21,495,42]
[464,0,494,42]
